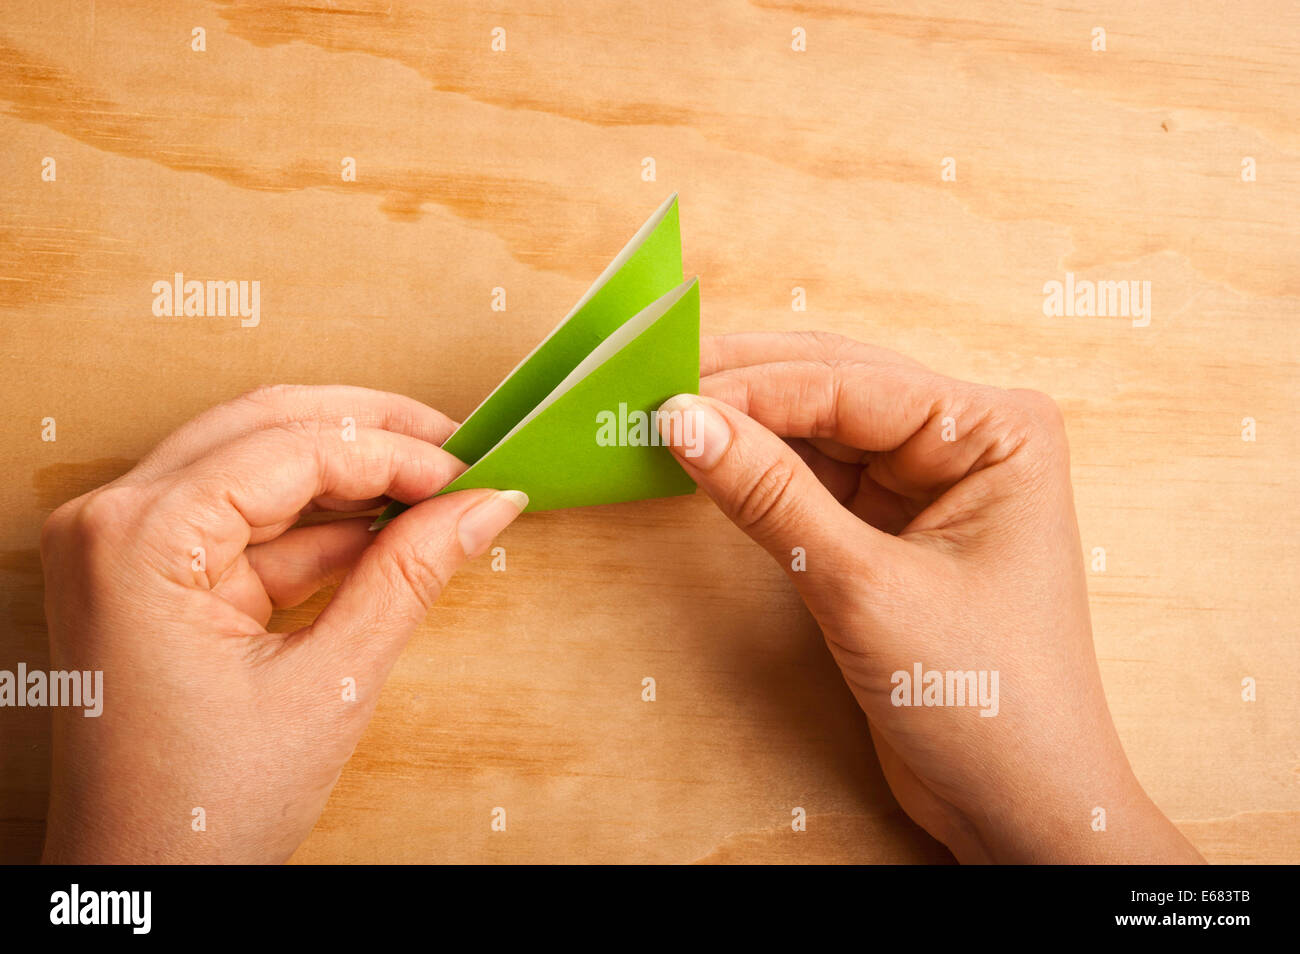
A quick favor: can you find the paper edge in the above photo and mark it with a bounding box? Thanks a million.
[446,193,680,434]
[452,275,699,476]
[370,196,683,531]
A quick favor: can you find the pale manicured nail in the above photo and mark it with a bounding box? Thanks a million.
[657,394,730,469]
[458,490,528,558]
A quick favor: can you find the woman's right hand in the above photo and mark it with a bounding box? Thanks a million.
[658,332,1203,863]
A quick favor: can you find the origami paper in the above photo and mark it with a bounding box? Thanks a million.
[373,195,699,527]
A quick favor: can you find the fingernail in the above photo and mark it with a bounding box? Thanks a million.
[657,394,731,469]
[458,490,528,558]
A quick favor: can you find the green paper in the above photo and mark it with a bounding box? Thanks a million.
[373,196,698,527]
[437,278,699,511]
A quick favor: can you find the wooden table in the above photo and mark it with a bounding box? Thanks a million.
[1,0,1295,864]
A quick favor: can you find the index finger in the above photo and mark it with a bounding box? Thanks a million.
[701,359,1030,501]
[127,385,459,484]
[701,359,948,451]
[147,423,466,584]
[701,331,927,377]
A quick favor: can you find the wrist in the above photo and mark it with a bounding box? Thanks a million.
[965,766,1203,864]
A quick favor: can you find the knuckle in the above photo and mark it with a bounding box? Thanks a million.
[72,485,138,533]
[1014,388,1063,421]
[265,419,326,462]
[357,445,392,485]
[734,457,800,535]
[799,329,855,358]
[39,500,79,558]
[1010,389,1068,443]
[389,537,450,609]
[42,486,138,558]
[993,390,1070,479]
[272,417,324,440]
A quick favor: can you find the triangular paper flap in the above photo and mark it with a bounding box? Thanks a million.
[371,195,683,529]
[435,278,700,511]
[445,194,682,466]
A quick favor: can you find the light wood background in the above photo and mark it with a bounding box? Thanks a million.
[1,0,1296,864]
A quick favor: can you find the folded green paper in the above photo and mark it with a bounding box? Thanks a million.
[372,195,699,527]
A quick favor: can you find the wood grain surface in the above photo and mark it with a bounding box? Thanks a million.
[1,0,1296,864]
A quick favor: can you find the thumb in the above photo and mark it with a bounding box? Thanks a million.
[657,393,878,590]
[291,488,526,689]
